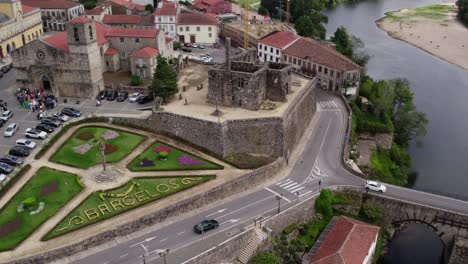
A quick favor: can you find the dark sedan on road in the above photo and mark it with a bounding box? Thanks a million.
[97,90,109,100]
[0,162,13,174]
[41,118,61,128]
[193,219,219,234]
[106,91,118,101]
[137,95,154,104]
[0,155,24,166]
[36,123,54,133]
[8,146,30,157]
[117,91,128,102]
[61,107,82,117]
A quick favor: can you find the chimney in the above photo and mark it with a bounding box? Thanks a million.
[225,37,231,71]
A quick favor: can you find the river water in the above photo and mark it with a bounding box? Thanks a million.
[324,0,468,200]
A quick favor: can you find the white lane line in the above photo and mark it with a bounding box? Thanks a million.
[160,238,168,243]
[276,179,291,185]
[264,187,291,203]
[102,262,109,264]
[278,179,292,186]
[205,208,228,218]
[177,231,185,235]
[282,182,298,189]
[129,235,158,247]
[299,190,314,197]
[215,195,275,220]
[119,254,128,259]
[303,120,332,184]
[290,186,305,193]
[331,101,338,107]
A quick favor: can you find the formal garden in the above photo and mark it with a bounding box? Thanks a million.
[128,141,223,171]
[50,126,146,169]
[0,167,83,251]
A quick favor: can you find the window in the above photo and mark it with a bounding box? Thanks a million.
[324,68,328,74]
[179,27,183,32]
[293,58,296,64]
[158,17,161,22]
[276,49,279,54]
[283,55,286,61]
[120,37,124,43]
[196,26,200,31]
[91,16,94,19]
[264,45,267,51]
[135,37,140,43]
[121,51,127,59]
[270,47,273,53]
[185,26,189,31]
[270,55,273,60]
[318,66,322,72]
[100,46,103,56]
[106,61,109,67]
[209,33,212,38]
[330,70,334,77]
[73,27,79,42]
[170,25,173,31]
[353,73,357,81]
[346,73,351,81]
[170,17,173,22]
[259,44,262,49]
[288,57,292,63]
[298,60,301,66]
[89,25,93,39]
[208,27,212,31]
[258,52,262,57]
[337,72,340,78]
[276,57,279,62]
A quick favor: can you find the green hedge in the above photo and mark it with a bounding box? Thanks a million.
[0,164,32,200]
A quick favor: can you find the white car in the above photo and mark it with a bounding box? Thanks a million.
[129,92,141,103]
[0,110,13,121]
[51,112,70,122]
[25,128,48,139]
[0,173,7,184]
[364,180,387,193]
[16,139,37,149]
[3,123,18,137]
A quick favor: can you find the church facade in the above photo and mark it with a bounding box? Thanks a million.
[11,17,173,99]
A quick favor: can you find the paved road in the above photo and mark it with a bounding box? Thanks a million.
[74,90,468,264]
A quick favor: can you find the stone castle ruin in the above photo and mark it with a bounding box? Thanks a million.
[208,38,292,110]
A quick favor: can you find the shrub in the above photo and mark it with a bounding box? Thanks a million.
[361,201,384,225]
[158,151,168,160]
[248,251,280,264]
[315,189,334,218]
[282,223,297,235]
[76,130,94,141]
[23,197,37,208]
[131,75,142,86]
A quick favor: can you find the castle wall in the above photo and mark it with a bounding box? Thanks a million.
[266,63,292,102]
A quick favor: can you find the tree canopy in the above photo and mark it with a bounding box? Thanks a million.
[148,55,178,102]
[457,0,468,26]
[248,251,280,264]
[294,14,327,39]
[331,26,370,67]
[145,4,154,13]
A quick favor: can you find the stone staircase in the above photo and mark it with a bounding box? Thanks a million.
[237,228,268,264]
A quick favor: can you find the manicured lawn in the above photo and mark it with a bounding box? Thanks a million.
[44,175,214,240]
[0,167,83,252]
[50,126,146,169]
[127,141,223,171]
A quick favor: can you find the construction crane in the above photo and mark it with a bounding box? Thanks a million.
[243,0,249,49]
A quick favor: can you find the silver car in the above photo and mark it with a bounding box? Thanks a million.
[3,123,18,137]
[0,110,13,121]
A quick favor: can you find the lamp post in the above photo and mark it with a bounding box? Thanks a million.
[99,141,106,172]
[276,194,283,214]
[159,248,170,264]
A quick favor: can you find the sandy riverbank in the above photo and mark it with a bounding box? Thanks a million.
[376,4,468,71]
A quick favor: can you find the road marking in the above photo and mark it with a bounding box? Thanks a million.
[299,190,314,197]
[303,120,332,184]
[159,238,168,243]
[221,219,239,225]
[177,231,185,235]
[102,262,109,264]
[215,195,276,220]
[278,180,293,187]
[290,186,305,193]
[276,179,291,185]
[129,235,157,247]
[205,208,228,218]
[264,187,291,202]
[119,254,128,259]
[282,182,298,189]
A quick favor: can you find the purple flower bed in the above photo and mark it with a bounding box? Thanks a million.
[178,155,203,166]
[137,158,155,167]
[153,145,172,153]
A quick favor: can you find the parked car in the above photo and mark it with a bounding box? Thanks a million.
[129,92,141,103]
[0,119,5,128]
[51,112,70,122]
[96,90,109,100]
[15,139,37,149]
[0,155,24,166]
[364,180,387,193]
[1,110,13,121]
[193,219,219,234]
[41,118,61,128]
[0,174,7,184]
[106,90,118,101]
[9,146,30,157]
[117,91,129,102]
[184,43,192,47]
[181,47,192,52]
[1,64,11,73]
[25,128,48,139]
[3,123,18,137]
[61,107,82,117]
[0,162,13,174]
[45,116,65,124]
[36,123,54,133]
[137,95,154,104]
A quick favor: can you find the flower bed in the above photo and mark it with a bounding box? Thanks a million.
[128,141,223,171]
[76,130,94,141]
[101,130,119,140]
[72,144,92,155]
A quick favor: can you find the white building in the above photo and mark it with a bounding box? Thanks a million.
[84,4,113,23]
[154,1,179,38]
[22,0,85,31]
[257,30,298,63]
[177,12,219,45]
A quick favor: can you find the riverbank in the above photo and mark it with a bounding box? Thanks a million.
[376,4,468,71]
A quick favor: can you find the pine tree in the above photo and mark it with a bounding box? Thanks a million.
[149,55,178,102]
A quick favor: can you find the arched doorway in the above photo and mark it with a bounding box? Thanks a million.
[6,44,11,53]
[12,42,16,50]
[41,75,51,90]
[22,34,26,45]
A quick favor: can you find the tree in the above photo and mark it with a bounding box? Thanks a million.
[82,1,96,10]
[369,80,394,118]
[331,26,353,58]
[145,4,154,12]
[294,14,327,39]
[315,189,334,218]
[361,201,384,225]
[248,251,280,264]
[456,0,468,26]
[149,55,178,102]
[258,5,268,16]
[350,36,370,67]
[273,236,305,264]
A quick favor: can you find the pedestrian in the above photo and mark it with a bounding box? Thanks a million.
[96,99,101,107]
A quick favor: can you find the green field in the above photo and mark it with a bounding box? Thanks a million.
[385,4,456,22]
[0,167,83,251]
[127,141,223,171]
[44,175,214,240]
[50,126,146,169]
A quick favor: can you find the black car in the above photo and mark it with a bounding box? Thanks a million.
[0,162,13,174]
[41,118,61,128]
[0,119,4,128]
[193,219,219,234]
[46,116,65,123]
[137,95,154,104]
[61,107,82,117]
[106,91,118,101]
[36,123,54,133]
[181,47,192,52]
[117,91,128,102]
[9,146,30,157]
[96,90,109,100]
[0,155,24,166]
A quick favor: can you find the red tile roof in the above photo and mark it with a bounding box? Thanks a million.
[21,4,37,14]
[102,14,140,24]
[165,37,173,44]
[259,30,299,49]
[22,0,80,9]
[284,38,361,71]
[104,47,119,55]
[85,6,105,15]
[69,17,92,23]
[309,216,380,264]
[43,32,69,52]
[177,12,219,25]
[109,0,144,11]
[131,46,159,57]
[106,27,159,38]
[155,2,178,16]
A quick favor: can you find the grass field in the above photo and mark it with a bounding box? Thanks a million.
[0,167,83,252]
[127,141,223,171]
[44,175,214,240]
[385,4,456,22]
[50,126,146,169]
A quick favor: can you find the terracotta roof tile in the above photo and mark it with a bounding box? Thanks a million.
[106,27,159,38]
[42,32,69,52]
[21,4,37,15]
[165,37,173,44]
[284,38,361,71]
[69,17,92,23]
[177,12,219,25]
[155,2,178,16]
[22,0,80,9]
[104,47,119,55]
[109,0,144,11]
[131,46,158,57]
[85,6,105,15]
[102,14,140,24]
[259,30,299,49]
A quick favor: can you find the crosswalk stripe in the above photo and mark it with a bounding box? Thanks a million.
[299,190,313,197]
[283,183,299,190]
[331,101,337,107]
[290,186,305,193]
[278,179,292,186]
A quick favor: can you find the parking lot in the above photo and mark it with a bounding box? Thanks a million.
[0,70,150,158]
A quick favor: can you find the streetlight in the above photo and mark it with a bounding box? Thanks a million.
[159,248,170,264]
[276,194,283,214]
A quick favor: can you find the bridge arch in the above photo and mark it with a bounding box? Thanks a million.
[392,218,439,233]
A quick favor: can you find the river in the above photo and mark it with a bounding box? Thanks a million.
[324,0,468,200]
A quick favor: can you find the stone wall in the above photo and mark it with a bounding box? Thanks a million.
[448,235,468,264]
[358,133,393,150]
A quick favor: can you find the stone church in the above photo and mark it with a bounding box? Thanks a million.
[11,16,173,98]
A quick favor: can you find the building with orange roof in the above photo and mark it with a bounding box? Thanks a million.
[22,0,85,31]
[84,4,113,23]
[107,0,145,15]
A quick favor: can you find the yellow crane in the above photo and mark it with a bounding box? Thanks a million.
[243,0,249,49]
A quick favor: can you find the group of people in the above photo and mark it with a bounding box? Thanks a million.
[15,87,57,112]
